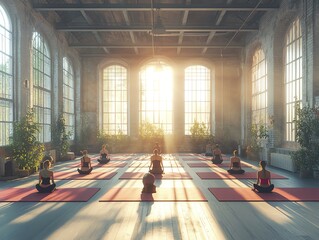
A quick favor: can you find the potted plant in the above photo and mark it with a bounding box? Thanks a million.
[52,114,71,161]
[139,121,164,153]
[246,123,268,161]
[9,109,44,177]
[291,104,319,178]
[189,120,213,154]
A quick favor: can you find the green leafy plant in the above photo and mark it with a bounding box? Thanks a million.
[139,121,164,143]
[190,120,213,153]
[246,123,269,159]
[97,129,130,153]
[52,114,71,160]
[9,109,44,171]
[291,104,319,172]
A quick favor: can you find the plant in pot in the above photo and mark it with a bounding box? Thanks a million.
[291,104,319,178]
[52,114,71,161]
[9,109,45,177]
[246,123,268,161]
[190,120,213,154]
[139,121,164,153]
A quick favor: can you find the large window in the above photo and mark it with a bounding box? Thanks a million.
[63,57,75,139]
[102,65,128,134]
[252,48,267,125]
[285,18,302,142]
[139,61,173,133]
[32,32,51,142]
[0,5,12,146]
[184,65,211,135]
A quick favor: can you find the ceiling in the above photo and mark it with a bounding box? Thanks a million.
[29,0,280,58]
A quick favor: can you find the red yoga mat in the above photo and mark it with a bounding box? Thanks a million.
[182,157,230,161]
[187,162,251,168]
[119,172,192,179]
[68,162,127,168]
[196,171,287,179]
[209,187,319,202]
[0,187,100,202]
[54,171,117,180]
[130,161,182,168]
[99,187,207,202]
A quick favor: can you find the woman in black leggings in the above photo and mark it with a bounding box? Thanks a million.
[36,160,56,193]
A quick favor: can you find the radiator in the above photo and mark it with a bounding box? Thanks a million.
[270,153,296,172]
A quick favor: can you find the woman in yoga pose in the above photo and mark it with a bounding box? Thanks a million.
[212,144,223,164]
[98,144,110,164]
[149,149,164,174]
[227,150,245,174]
[153,142,162,154]
[252,160,274,193]
[77,150,93,174]
[35,160,56,193]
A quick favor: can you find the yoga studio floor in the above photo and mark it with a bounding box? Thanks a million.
[0,153,318,240]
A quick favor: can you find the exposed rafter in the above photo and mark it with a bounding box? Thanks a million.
[56,25,259,32]
[33,3,279,12]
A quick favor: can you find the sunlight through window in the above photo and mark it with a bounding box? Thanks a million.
[184,65,211,135]
[139,61,173,134]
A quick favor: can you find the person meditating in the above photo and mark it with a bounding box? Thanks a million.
[36,160,56,193]
[212,144,223,164]
[77,150,93,174]
[98,144,110,164]
[142,172,156,193]
[153,142,161,154]
[227,150,245,174]
[252,160,274,193]
[149,149,164,174]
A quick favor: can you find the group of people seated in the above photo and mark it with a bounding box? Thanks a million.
[35,141,274,194]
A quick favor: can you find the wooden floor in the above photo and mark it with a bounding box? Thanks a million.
[0,153,318,240]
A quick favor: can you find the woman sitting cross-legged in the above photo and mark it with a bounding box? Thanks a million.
[98,144,110,164]
[212,144,223,164]
[252,160,274,193]
[35,160,56,193]
[149,149,164,174]
[227,150,245,174]
[77,150,93,174]
[142,172,156,193]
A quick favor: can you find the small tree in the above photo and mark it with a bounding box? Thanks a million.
[291,104,319,173]
[190,120,213,153]
[139,121,164,152]
[246,123,268,160]
[52,114,71,160]
[9,109,44,171]
[97,129,130,153]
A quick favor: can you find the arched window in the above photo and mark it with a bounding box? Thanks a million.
[139,61,173,134]
[0,4,13,146]
[63,57,75,139]
[32,32,51,142]
[285,18,302,142]
[252,48,267,125]
[102,65,128,134]
[184,65,211,135]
